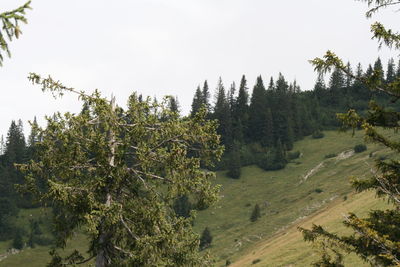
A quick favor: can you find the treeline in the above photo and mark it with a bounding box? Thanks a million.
[189,57,400,178]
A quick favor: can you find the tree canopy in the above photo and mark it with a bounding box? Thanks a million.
[19,73,223,266]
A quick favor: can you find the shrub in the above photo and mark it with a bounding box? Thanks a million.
[12,230,24,250]
[354,144,367,153]
[324,153,337,159]
[250,204,261,222]
[287,151,301,160]
[225,259,231,266]
[252,259,261,264]
[314,188,323,193]
[312,130,324,139]
[199,227,212,250]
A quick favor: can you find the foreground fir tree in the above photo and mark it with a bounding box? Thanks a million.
[19,73,223,267]
[299,1,400,266]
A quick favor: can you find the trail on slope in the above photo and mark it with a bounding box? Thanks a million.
[300,149,354,183]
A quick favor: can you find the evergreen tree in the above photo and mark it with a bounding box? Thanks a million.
[199,227,212,250]
[191,86,203,116]
[167,96,180,115]
[386,58,396,83]
[12,230,24,250]
[21,73,223,266]
[234,75,249,143]
[345,61,353,88]
[213,78,233,148]
[250,204,261,222]
[302,2,400,265]
[201,80,211,112]
[248,76,268,143]
[28,116,39,147]
[226,143,241,179]
[173,195,192,218]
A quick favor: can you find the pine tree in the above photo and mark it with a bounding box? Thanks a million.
[248,76,268,143]
[21,73,223,266]
[386,58,396,83]
[302,2,400,265]
[191,86,203,116]
[201,80,211,113]
[234,75,249,143]
[213,78,233,148]
[227,143,241,179]
[250,204,261,222]
[167,96,180,115]
[199,227,212,250]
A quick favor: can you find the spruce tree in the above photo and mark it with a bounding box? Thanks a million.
[199,227,212,250]
[250,204,261,222]
[301,1,400,265]
[248,76,268,143]
[191,86,203,116]
[386,58,396,83]
[21,73,223,266]
[201,80,211,113]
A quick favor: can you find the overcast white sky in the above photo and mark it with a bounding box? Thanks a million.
[0,0,398,137]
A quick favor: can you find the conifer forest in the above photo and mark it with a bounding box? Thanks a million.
[1,1,400,266]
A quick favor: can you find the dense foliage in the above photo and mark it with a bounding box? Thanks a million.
[190,56,400,178]
[15,73,223,266]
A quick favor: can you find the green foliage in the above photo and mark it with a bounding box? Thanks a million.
[312,130,324,139]
[252,258,261,264]
[19,73,223,266]
[324,153,337,159]
[287,150,301,160]
[353,144,367,153]
[250,204,261,222]
[0,1,31,66]
[301,1,400,266]
[12,230,23,250]
[199,227,212,250]
[227,145,241,179]
[173,195,192,219]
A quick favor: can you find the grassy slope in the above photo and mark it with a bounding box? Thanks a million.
[0,130,394,266]
[194,130,394,266]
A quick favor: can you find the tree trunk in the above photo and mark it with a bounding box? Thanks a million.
[96,96,116,267]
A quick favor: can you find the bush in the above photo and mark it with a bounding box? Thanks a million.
[250,204,261,222]
[199,227,212,250]
[287,151,301,160]
[324,153,337,159]
[312,130,324,139]
[252,259,261,264]
[314,188,323,193]
[354,144,367,153]
[12,230,24,250]
[225,259,231,266]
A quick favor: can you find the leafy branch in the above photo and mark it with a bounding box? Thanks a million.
[0,1,32,66]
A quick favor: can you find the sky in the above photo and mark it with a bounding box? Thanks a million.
[0,0,398,137]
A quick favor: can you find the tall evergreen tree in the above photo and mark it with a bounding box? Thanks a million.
[386,58,396,83]
[191,86,203,116]
[301,2,400,265]
[248,76,268,143]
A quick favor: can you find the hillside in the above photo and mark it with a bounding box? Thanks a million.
[193,130,394,266]
[0,130,393,266]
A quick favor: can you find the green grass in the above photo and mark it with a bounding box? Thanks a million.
[194,130,393,266]
[0,130,394,266]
